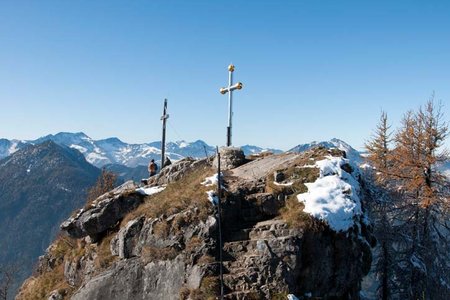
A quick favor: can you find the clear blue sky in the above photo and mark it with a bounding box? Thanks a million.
[1,1,450,150]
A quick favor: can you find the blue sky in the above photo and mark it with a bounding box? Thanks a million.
[1,1,450,150]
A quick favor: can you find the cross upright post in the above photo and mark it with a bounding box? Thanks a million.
[160,99,169,168]
[220,64,243,147]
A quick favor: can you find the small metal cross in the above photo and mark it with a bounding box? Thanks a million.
[160,99,169,168]
[219,64,243,147]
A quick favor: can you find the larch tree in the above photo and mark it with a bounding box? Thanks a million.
[365,98,450,299]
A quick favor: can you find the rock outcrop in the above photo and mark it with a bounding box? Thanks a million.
[60,181,143,241]
[17,147,374,300]
[213,147,246,170]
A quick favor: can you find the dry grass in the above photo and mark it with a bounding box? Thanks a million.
[185,236,203,253]
[123,165,215,225]
[141,246,179,264]
[95,233,118,270]
[280,197,312,229]
[16,263,74,300]
[196,254,215,266]
[16,236,79,300]
[184,276,220,300]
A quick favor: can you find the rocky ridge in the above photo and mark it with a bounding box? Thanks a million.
[17,146,374,300]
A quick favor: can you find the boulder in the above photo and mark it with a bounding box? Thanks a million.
[213,147,246,170]
[146,157,210,186]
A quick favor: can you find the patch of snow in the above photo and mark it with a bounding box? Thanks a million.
[86,152,110,165]
[359,163,372,170]
[70,144,88,153]
[136,186,166,196]
[287,294,299,300]
[206,190,219,205]
[9,141,20,154]
[273,181,294,186]
[297,156,362,232]
[178,141,190,148]
[201,174,221,187]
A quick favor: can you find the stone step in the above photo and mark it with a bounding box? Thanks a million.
[224,227,253,242]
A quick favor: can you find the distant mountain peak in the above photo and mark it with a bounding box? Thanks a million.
[289,138,361,163]
[0,133,285,168]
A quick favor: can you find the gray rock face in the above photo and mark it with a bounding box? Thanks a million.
[213,147,246,170]
[110,217,145,259]
[71,257,185,300]
[146,157,211,186]
[61,181,144,240]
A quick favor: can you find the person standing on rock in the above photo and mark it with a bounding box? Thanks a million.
[148,159,158,177]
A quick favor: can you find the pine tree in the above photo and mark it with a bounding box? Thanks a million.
[365,111,392,184]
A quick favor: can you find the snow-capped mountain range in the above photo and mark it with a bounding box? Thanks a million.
[0,132,283,168]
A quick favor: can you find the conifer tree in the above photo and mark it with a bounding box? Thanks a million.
[365,111,392,184]
[366,97,450,299]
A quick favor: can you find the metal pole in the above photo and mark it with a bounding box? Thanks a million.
[216,146,224,299]
[161,99,168,168]
[227,68,233,147]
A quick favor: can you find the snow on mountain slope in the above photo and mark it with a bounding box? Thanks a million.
[0,133,222,168]
[241,144,283,156]
[0,139,28,159]
[289,138,362,164]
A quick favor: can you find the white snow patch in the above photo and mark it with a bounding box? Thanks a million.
[359,163,372,170]
[136,186,166,196]
[201,174,221,187]
[70,144,88,153]
[206,190,219,205]
[297,156,362,232]
[178,141,190,148]
[273,181,294,186]
[287,294,299,300]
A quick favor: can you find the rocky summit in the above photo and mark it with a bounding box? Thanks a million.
[17,146,374,300]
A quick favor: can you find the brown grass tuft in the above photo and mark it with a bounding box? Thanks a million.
[141,246,179,264]
[123,165,215,225]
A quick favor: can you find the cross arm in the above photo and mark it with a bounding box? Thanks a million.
[219,82,243,94]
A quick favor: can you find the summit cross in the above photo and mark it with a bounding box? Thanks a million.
[219,64,243,147]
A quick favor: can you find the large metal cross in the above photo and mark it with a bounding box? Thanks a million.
[219,64,243,147]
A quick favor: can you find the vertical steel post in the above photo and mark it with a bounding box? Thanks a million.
[220,64,242,148]
[227,68,233,147]
[161,99,168,168]
[216,146,224,299]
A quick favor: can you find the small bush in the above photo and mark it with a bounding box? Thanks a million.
[85,169,118,208]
